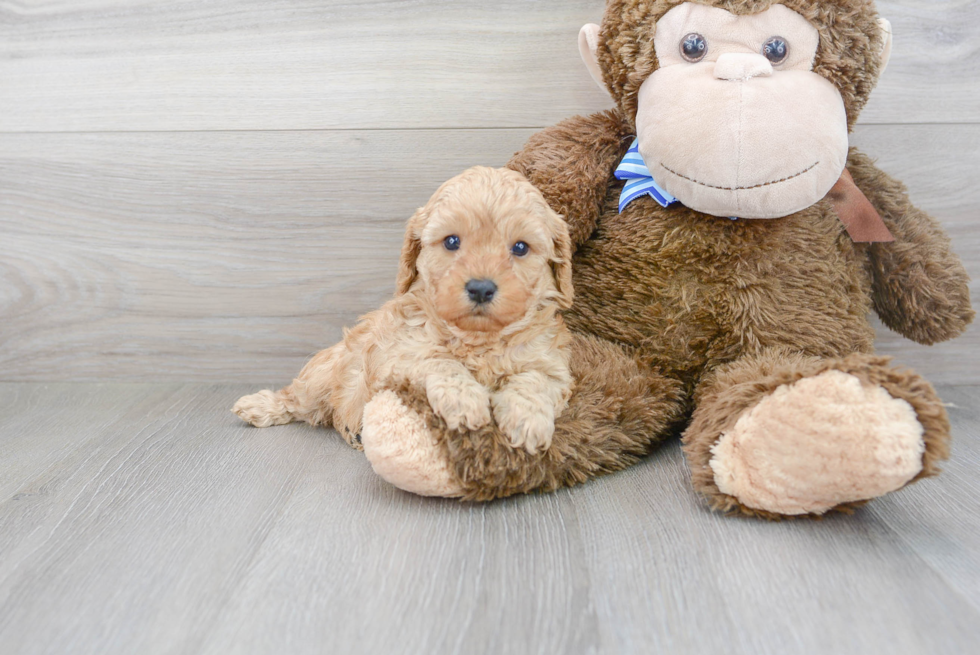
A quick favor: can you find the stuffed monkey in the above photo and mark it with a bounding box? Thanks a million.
[361,0,973,518]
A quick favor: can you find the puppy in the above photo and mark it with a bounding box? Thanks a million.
[233,166,574,454]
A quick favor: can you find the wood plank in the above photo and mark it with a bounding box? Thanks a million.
[0,0,609,132]
[568,413,980,654]
[863,0,980,125]
[0,0,977,132]
[0,383,977,654]
[1,124,977,383]
[0,383,341,655]
[0,128,532,381]
[868,385,980,612]
[0,383,173,499]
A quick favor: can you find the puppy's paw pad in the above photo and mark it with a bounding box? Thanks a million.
[425,376,492,431]
[232,390,292,428]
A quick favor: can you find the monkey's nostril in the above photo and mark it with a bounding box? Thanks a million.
[465,279,497,305]
[713,53,773,81]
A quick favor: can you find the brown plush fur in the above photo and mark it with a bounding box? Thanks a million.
[849,150,975,344]
[503,103,970,514]
[422,0,972,514]
[389,333,685,501]
[234,167,577,455]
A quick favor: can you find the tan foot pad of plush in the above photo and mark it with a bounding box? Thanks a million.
[361,391,464,498]
[709,370,924,515]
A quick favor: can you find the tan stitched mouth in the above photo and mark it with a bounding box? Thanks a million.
[660,161,820,191]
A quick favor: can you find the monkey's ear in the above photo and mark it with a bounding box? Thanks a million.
[578,24,611,97]
[396,207,426,295]
[877,17,893,75]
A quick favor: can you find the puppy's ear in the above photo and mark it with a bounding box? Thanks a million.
[396,207,426,295]
[549,210,574,309]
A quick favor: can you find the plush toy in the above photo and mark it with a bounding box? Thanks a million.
[359,0,974,518]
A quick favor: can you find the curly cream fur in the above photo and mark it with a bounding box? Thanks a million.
[233,167,575,455]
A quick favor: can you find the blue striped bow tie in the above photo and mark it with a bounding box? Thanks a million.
[614,138,678,213]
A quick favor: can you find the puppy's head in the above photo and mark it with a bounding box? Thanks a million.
[397,167,573,333]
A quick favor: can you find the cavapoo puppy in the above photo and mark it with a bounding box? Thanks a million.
[233,166,575,455]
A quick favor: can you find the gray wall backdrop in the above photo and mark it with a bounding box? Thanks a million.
[1,0,977,383]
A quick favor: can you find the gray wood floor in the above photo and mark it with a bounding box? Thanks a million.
[0,383,977,655]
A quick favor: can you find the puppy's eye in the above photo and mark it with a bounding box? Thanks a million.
[443,235,461,251]
[680,33,707,62]
[511,241,529,257]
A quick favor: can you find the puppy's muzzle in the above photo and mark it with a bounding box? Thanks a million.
[465,279,497,305]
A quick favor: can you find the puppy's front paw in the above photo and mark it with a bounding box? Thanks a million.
[425,375,492,431]
[232,390,293,428]
[492,390,555,455]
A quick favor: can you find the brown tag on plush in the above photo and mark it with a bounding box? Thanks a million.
[827,168,895,243]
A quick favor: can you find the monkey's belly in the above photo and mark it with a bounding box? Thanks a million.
[564,203,876,384]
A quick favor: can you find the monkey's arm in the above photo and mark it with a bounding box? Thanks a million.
[847,148,974,344]
[507,109,633,250]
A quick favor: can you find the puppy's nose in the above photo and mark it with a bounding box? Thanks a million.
[465,279,497,305]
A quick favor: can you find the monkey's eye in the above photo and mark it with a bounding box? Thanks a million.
[443,235,461,251]
[511,241,529,257]
[763,37,789,64]
[680,33,707,62]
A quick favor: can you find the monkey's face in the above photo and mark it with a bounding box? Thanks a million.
[635,3,848,219]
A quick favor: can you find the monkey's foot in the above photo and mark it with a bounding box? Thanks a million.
[361,390,463,497]
[708,370,925,515]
